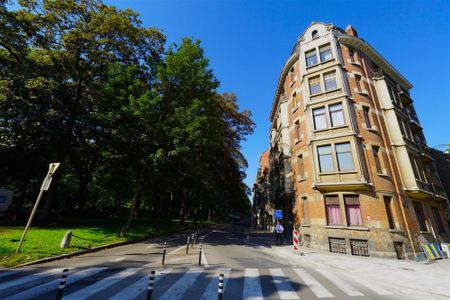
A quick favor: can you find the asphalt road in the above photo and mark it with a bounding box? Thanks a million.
[0,224,414,299]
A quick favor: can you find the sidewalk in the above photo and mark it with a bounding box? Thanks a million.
[272,243,450,299]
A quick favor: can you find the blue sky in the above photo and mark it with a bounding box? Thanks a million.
[107,0,450,192]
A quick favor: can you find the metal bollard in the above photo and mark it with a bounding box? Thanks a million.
[198,243,202,266]
[186,236,190,254]
[55,268,69,300]
[162,242,167,265]
[191,234,194,248]
[146,270,155,300]
[217,273,224,300]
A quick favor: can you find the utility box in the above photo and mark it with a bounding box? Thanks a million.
[0,189,13,218]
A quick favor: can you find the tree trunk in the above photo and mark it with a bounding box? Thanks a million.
[122,165,146,235]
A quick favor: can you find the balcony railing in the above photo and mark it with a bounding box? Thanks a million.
[416,180,433,193]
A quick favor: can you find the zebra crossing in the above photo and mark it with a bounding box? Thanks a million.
[0,265,397,299]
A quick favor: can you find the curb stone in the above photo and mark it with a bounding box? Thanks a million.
[12,224,216,269]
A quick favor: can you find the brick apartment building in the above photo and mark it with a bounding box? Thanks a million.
[253,22,449,259]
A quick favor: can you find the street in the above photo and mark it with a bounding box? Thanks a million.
[0,224,447,300]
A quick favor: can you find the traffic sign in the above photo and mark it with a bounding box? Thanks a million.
[274,209,283,219]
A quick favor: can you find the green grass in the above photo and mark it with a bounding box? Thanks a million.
[0,218,214,267]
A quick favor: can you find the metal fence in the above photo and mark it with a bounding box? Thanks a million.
[350,239,369,257]
[329,237,346,254]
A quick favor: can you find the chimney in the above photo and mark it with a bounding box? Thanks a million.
[345,25,358,37]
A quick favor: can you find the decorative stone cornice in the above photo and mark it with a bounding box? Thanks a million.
[337,35,413,90]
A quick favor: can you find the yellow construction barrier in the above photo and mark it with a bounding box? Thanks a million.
[421,243,444,260]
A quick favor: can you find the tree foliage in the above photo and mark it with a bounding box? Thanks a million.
[0,0,254,228]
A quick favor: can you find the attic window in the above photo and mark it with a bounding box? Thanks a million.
[312,30,318,39]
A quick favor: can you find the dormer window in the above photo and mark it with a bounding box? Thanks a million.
[312,30,318,39]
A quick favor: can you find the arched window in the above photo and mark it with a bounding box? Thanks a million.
[312,30,318,39]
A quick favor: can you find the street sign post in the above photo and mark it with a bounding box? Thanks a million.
[16,163,61,253]
[274,209,283,220]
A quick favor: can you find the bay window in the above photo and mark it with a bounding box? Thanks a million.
[318,145,334,172]
[309,76,321,95]
[329,103,344,127]
[324,72,337,91]
[336,142,354,171]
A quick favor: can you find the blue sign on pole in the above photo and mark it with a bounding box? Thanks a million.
[274,210,283,220]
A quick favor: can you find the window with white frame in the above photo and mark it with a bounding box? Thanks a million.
[325,195,342,225]
[293,92,299,108]
[355,74,363,92]
[294,121,301,140]
[329,103,345,127]
[298,154,305,178]
[324,71,337,91]
[305,49,318,67]
[349,48,356,63]
[312,103,345,130]
[319,44,333,62]
[313,107,327,130]
[372,146,383,174]
[309,76,321,95]
[344,195,363,226]
[363,106,371,129]
[335,142,354,171]
[318,145,334,172]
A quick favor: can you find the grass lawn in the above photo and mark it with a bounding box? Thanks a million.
[0,218,212,268]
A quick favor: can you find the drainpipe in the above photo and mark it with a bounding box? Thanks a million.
[360,58,417,258]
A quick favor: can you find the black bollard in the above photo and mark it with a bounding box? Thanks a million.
[217,273,224,300]
[55,268,69,300]
[198,243,202,266]
[146,270,155,300]
[186,236,190,254]
[162,242,167,265]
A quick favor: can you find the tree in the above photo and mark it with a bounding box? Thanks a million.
[0,0,165,223]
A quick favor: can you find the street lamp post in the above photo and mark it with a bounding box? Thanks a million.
[16,163,61,253]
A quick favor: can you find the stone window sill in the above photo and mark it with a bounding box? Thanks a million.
[310,87,341,98]
[326,225,369,231]
[313,124,348,133]
[306,58,335,70]
[377,173,390,178]
[357,90,369,96]
[389,229,404,233]
[319,170,358,176]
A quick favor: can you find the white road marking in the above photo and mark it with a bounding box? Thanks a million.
[112,257,125,262]
[109,268,172,300]
[168,245,186,256]
[64,268,141,300]
[199,268,231,300]
[347,275,392,295]
[294,268,334,298]
[201,246,209,267]
[158,267,203,300]
[316,268,364,297]
[0,268,60,291]
[3,267,107,300]
[269,268,300,299]
[243,268,263,300]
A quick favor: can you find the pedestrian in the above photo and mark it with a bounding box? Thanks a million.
[275,220,284,246]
